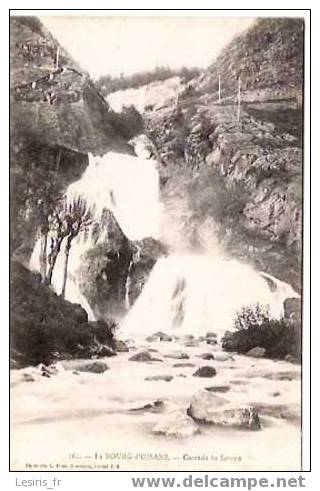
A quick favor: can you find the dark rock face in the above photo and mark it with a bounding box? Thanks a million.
[10,261,115,367]
[10,17,132,155]
[126,237,167,306]
[76,217,166,319]
[77,209,132,318]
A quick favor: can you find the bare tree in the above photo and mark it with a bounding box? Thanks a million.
[60,196,94,299]
[45,202,68,286]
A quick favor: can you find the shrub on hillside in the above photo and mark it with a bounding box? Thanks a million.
[107,105,144,140]
[221,303,301,360]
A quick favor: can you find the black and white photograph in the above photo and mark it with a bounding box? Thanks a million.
[9,10,307,472]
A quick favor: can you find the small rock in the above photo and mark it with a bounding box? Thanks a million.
[93,345,116,357]
[153,410,200,438]
[246,347,266,358]
[113,339,129,352]
[184,340,199,347]
[145,375,173,382]
[193,366,217,378]
[205,385,230,393]
[146,331,173,342]
[199,352,215,360]
[206,331,217,339]
[206,339,218,346]
[164,352,189,360]
[284,354,301,364]
[76,360,109,374]
[213,352,233,362]
[262,371,300,381]
[230,379,247,385]
[129,399,164,413]
[173,362,195,368]
[129,351,153,362]
[37,363,59,378]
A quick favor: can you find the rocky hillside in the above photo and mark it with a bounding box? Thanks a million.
[10,16,145,363]
[139,18,303,292]
[197,17,303,102]
[10,16,141,259]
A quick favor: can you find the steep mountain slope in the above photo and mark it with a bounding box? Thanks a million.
[141,18,303,291]
[10,16,139,258]
[198,17,303,101]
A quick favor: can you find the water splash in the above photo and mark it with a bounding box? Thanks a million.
[120,254,299,339]
[67,151,163,241]
[30,149,163,317]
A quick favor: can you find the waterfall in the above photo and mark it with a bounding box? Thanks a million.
[120,254,299,339]
[125,260,133,310]
[30,148,163,317]
[29,138,299,334]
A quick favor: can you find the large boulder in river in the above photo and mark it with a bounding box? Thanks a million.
[153,410,200,438]
[188,390,261,430]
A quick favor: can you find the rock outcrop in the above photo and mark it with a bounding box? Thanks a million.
[10,261,115,367]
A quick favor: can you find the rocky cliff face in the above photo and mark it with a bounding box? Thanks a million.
[141,18,303,291]
[10,16,137,259]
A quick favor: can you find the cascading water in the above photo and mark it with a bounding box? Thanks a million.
[120,254,299,338]
[30,138,299,335]
[29,148,163,318]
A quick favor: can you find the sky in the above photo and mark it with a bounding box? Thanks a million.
[40,16,255,80]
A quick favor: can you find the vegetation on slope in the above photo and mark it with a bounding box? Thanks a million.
[95,66,200,96]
